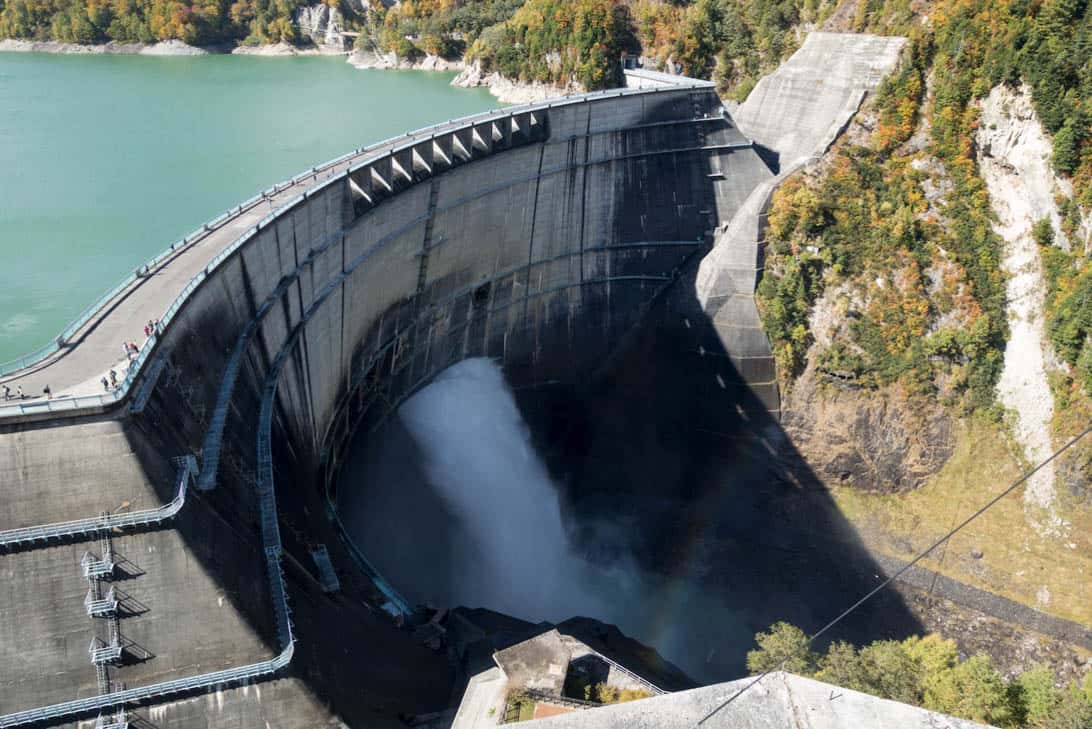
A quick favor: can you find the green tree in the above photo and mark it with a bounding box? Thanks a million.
[745,621,819,675]
[1039,685,1092,729]
[815,641,869,691]
[923,654,1014,726]
[1018,664,1062,727]
[1054,121,1081,174]
[856,640,924,705]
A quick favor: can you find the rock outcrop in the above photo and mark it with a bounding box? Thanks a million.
[781,369,955,492]
[347,49,464,71]
[451,60,579,104]
[0,38,208,55]
[293,3,347,50]
[976,84,1064,524]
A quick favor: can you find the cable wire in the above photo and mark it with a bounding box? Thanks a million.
[697,422,1092,725]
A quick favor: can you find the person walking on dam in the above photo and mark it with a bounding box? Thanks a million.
[101,377,109,392]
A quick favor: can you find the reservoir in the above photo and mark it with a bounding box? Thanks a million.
[0,52,495,362]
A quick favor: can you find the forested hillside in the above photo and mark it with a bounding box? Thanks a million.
[754,0,1090,406]
[0,0,329,45]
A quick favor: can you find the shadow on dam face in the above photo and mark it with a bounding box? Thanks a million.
[337,253,923,683]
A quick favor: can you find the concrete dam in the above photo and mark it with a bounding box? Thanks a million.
[0,34,913,728]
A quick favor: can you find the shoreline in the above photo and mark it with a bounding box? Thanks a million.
[0,38,214,55]
[450,59,580,104]
[0,37,584,105]
[344,50,578,104]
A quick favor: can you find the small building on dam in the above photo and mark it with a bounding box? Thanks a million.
[0,32,980,729]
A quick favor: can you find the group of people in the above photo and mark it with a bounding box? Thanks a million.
[2,384,24,401]
[3,317,163,405]
[2,383,52,401]
[100,368,121,392]
[123,319,160,361]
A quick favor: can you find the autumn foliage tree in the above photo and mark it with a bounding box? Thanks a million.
[467,0,637,89]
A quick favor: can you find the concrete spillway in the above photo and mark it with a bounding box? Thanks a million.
[0,35,915,729]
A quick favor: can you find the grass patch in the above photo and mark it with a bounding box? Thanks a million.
[503,693,537,723]
[831,417,1092,626]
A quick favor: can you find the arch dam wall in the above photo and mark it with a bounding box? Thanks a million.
[0,83,778,728]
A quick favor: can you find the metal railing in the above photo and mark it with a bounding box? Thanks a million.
[85,586,118,618]
[95,708,129,729]
[594,650,666,695]
[0,642,294,728]
[0,166,348,380]
[308,546,340,594]
[89,642,122,665]
[255,318,301,651]
[0,448,292,727]
[82,548,115,579]
[0,456,196,548]
[521,689,598,710]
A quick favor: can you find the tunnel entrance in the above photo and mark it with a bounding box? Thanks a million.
[335,257,922,683]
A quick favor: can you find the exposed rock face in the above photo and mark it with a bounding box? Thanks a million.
[293,3,346,50]
[781,368,955,492]
[451,60,579,104]
[1058,447,1092,504]
[232,41,323,56]
[0,38,208,54]
[347,49,464,71]
[976,84,1062,522]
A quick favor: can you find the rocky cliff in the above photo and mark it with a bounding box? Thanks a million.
[294,3,347,50]
[976,84,1066,530]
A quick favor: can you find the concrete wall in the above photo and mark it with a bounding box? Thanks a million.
[0,85,775,728]
[696,32,909,419]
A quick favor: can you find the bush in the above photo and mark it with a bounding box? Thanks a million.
[746,621,819,675]
[591,684,651,703]
[1032,217,1055,247]
[387,35,422,61]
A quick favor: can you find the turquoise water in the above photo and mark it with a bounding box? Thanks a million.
[0,53,497,363]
